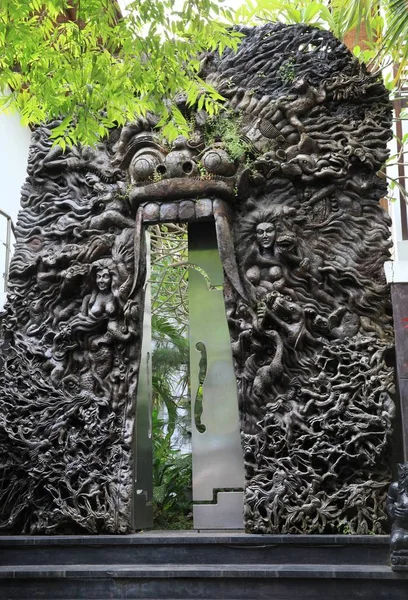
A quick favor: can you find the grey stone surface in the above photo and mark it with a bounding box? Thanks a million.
[159,202,179,222]
[178,200,196,221]
[143,202,160,222]
[195,198,213,220]
[1,535,407,600]
[0,533,391,567]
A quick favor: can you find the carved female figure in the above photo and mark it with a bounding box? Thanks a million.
[57,259,118,337]
[241,208,296,301]
[246,222,284,293]
[72,260,122,392]
[85,262,117,323]
[51,259,125,395]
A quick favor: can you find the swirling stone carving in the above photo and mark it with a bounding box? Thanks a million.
[387,465,408,570]
[0,22,395,534]
[205,23,395,535]
[0,125,145,533]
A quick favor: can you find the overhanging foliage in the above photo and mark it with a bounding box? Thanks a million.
[0,0,240,147]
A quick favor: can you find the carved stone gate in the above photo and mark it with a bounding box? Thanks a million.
[0,22,397,536]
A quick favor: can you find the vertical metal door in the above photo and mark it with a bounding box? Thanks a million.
[189,221,245,529]
[132,231,153,529]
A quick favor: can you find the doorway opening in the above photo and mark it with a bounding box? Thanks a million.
[149,223,192,530]
[133,219,245,531]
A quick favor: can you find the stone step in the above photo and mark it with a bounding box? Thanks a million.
[0,562,401,576]
[0,533,390,567]
[0,563,408,600]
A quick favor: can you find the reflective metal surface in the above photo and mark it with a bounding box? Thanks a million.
[193,491,245,530]
[132,231,153,530]
[0,208,15,294]
[189,222,245,529]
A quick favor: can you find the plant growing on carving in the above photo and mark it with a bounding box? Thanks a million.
[205,110,251,160]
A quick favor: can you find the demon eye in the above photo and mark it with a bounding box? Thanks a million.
[201,149,236,176]
[129,149,166,182]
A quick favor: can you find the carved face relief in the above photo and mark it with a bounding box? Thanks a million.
[256,223,276,250]
[96,267,111,292]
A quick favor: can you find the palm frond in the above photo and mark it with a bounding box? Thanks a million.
[384,0,408,54]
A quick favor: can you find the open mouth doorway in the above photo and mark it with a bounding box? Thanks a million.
[133,219,245,531]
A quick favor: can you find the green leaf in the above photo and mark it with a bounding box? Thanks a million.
[353,45,361,57]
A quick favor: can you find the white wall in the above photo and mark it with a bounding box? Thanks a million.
[387,115,408,255]
[384,111,408,283]
[0,111,31,307]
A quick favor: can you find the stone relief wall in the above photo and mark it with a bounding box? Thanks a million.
[205,24,396,534]
[0,22,396,534]
[0,126,146,533]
